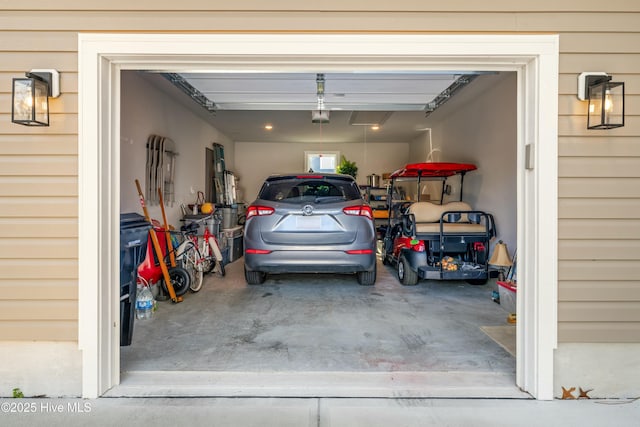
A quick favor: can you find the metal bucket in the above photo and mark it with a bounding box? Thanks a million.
[206,217,220,235]
[367,174,381,187]
[222,207,238,229]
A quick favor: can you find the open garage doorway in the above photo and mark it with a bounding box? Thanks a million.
[117,70,520,395]
[78,34,559,399]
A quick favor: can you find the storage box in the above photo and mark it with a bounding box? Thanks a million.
[220,246,230,265]
[222,226,243,239]
[228,234,243,262]
[497,281,517,314]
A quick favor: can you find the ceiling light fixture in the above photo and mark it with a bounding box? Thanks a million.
[264,124,273,130]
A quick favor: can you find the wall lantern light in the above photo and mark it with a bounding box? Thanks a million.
[577,72,624,130]
[12,69,60,126]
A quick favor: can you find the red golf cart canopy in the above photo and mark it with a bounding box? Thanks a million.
[390,162,477,178]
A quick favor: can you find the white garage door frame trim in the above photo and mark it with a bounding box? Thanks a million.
[78,33,559,400]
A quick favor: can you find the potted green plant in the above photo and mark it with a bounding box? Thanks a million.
[336,156,358,178]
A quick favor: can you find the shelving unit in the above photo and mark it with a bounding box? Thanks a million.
[362,186,389,236]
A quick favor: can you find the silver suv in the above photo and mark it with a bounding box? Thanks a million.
[243,173,377,285]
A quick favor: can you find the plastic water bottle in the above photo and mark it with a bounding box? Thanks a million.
[135,286,155,320]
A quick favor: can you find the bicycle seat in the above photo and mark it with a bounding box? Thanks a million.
[180,222,199,234]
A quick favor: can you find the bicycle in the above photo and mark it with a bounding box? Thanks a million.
[179,214,225,286]
[172,226,206,292]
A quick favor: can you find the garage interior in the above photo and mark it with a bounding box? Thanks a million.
[118,68,521,397]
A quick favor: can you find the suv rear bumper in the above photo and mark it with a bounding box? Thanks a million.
[245,249,376,273]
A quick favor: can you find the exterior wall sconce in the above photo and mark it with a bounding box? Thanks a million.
[578,72,624,130]
[11,69,60,126]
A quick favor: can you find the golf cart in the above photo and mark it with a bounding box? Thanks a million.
[381,162,496,286]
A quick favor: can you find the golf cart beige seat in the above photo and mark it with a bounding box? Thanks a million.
[408,201,488,234]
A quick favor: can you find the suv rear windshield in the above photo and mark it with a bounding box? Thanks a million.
[259,177,362,203]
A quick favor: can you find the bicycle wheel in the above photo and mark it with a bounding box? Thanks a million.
[200,239,215,274]
[175,240,204,292]
[207,236,225,277]
[186,248,205,292]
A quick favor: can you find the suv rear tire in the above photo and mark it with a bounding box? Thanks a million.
[245,268,266,285]
[357,266,376,286]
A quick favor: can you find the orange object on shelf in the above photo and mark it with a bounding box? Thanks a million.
[373,210,389,219]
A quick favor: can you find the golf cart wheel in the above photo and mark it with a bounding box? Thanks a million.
[162,266,191,296]
[465,278,488,286]
[245,267,266,285]
[381,240,391,265]
[398,255,418,286]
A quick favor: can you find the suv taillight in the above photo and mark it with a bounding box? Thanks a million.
[342,205,373,220]
[246,205,275,219]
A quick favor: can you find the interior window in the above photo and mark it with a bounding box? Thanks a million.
[304,151,339,173]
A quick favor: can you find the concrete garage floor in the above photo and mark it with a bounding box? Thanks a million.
[118,257,523,398]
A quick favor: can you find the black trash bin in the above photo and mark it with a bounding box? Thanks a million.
[119,213,151,346]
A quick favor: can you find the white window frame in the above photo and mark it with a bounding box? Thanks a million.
[304,150,340,173]
[78,33,559,399]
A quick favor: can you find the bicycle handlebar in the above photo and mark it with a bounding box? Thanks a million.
[180,213,215,224]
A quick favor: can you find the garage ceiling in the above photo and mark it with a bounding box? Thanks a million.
[146,71,482,143]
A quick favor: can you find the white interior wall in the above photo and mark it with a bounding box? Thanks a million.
[412,73,518,253]
[408,131,431,164]
[120,71,233,226]
[234,141,410,202]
